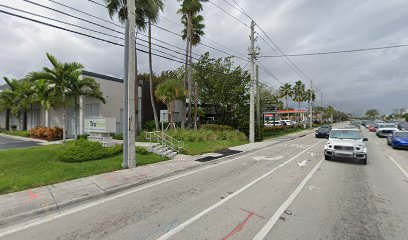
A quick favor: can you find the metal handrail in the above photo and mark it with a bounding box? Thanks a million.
[145,131,184,154]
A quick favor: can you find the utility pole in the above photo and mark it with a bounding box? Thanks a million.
[122,20,129,169]
[309,80,313,129]
[126,0,136,168]
[256,64,261,141]
[249,20,256,143]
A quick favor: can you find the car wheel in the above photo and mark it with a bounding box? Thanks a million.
[360,158,367,165]
[324,155,331,160]
[387,140,391,146]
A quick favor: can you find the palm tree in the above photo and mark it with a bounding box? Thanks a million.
[182,14,205,130]
[67,71,106,139]
[155,79,187,129]
[292,80,305,122]
[278,83,293,110]
[30,79,54,127]
[105,0,160,132]
[28,53,105,142]
[177,0,208,129]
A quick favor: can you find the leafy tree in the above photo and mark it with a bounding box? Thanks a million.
[365,109,379,119]
[402,113,408,122]
[325,106,335,123]
[193,53,250,135]
[155,79,186,128]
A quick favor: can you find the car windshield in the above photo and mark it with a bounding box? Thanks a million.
[379,124,396,128]
[318,128,330,132]
[395,132,408,138]
[330,130,362,140]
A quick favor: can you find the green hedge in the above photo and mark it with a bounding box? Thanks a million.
[263,125,304,138]
[57,139,123,163]
[200,124,234,131]
[166,129,247,142]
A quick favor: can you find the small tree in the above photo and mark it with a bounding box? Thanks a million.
[365,109,379,119]
[155,79,186,129]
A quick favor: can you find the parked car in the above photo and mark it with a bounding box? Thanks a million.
[398,122,408,131]
[315,127,331,138]
[280,120,294,126]
[387,131,408,149]
[265,121,283,127]
[376,123,399,138]
[368,126,377,132]
[324,129,368,164]
[321,124,332,130]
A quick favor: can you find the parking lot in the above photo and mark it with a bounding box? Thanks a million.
[0,135,39,150]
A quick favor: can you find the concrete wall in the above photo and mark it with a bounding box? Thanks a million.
[0,111,6,129]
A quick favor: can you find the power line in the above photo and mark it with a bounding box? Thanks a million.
[83,0,248,61]
[86,0,105,7]
[48,0,122,28]
[1,4,200,63]
[259,43,408,57]
[0,8,251,83]
[208,0,249,28]
[0,9,188,64]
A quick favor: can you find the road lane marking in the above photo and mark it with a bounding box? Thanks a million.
[156,140,324,240]
[0,136,318,237]
[387,155,408,179]
[253,157,324,240]
[252,156,284,161]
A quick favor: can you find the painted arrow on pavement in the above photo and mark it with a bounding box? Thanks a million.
[252,156,284,161]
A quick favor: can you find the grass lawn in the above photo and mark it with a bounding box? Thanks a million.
[0,144,168,195]
[183,140,248,155]
[1,130,29,137]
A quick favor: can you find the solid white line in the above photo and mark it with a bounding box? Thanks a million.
[0,135,317,237]
[156,140,323,240]
[387,155,408,179]
[253,157,324,240]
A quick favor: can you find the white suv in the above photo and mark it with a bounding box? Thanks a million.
[324,129,368,165]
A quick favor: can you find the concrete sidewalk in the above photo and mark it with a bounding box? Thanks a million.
[0,129,313,226]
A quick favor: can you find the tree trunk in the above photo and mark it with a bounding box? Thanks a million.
[187,12,193,129]
[285,96,289,119]
[181,23,190,130]
[193,81,198,130]
[62,106,66,142]
[74,99,78,140]
[45,108,49,127]
[148,19,159,131]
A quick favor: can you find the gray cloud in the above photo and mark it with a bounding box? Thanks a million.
[1,0,408,116]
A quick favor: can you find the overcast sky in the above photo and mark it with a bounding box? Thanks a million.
[1,0,408,116]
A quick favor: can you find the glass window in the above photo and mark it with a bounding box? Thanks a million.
[85,103,100,117]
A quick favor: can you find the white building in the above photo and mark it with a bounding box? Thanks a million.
[0,71,143,137]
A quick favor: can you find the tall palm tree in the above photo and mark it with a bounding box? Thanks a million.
[182,14,205,130]
[177,0,208,129]
[278,83,293,110]
[105,0,164,130]
[292,80,305,122]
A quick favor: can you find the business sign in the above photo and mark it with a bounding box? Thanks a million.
[84,118,116,133]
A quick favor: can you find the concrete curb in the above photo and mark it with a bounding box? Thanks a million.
[0,133,48,143]
[0,129,314,227]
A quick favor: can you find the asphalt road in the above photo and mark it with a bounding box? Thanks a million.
[1,125,408,240]
[0,135,38,150]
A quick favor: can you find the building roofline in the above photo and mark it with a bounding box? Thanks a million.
[82,70,123,83]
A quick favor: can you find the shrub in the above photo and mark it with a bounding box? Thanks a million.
[166,129,247,142]
[143,120,157,132]
[201,124,234,131]
[77,134,89,140]
[136,147,148,155]
[57,139,123,163]
[29,126,63,141]
[111,133,123,140]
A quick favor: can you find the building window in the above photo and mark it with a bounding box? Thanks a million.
[85,103,100,117]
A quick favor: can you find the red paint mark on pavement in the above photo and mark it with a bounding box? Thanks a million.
[222,208,264,240]
[27,190,39,200]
